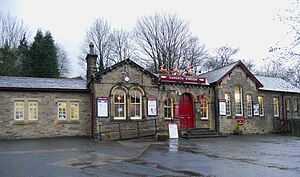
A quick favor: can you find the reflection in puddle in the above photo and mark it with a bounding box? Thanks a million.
[169,139,179,152]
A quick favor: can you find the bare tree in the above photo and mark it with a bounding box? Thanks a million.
[257,59,293,81]
[80,17,111,71]
[273,0,300,58]
[204,45,239,70]
[0,12,29,48]
[291,62,300,87]
[241,59,256,73]
[109,29,133,64]
[179,36,209,74]
[80,18,136,76]
[56,44,69,77]
[265,0,300,86]
[132,13,206,74]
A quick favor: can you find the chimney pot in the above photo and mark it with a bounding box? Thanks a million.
[89,42,95,54]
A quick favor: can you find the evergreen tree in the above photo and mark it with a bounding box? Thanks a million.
[24,30,59,78]
[18,35,29,76]
[0,42,18,76]
[43,31,59,77]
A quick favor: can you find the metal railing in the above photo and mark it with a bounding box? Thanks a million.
[98,119,158,141]
[274,118,291,132]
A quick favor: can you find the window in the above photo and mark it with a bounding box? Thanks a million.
[286,98,290,111]
[111,86,145,120]
[130,90,142,119]
[14,101,25,120]
[273,97,279,117]
[56,100,80,121]
[113,89,126,120]
[247,95,252,117]
[70,102,79,119]
[234,86,243,116]
[258,96,264,116]
[13,99,40,122]
[164,96,173,119]
[200,98,208,119]
[294,98,298,112]
[58,102,67,120]
[28,101,38,120]
[225,93,231,116]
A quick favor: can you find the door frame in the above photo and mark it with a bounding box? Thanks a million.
[179,93,194,129]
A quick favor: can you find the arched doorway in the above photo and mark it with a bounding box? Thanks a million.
[179,93,194,129]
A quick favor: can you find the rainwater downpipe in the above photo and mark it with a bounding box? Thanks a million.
[89,92,94,138]
[213,85,219,132]
[282,94,285,120]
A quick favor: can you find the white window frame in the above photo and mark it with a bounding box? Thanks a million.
[28,101,38,120]
[130,90,142,120]
[70,102,79,120]
[200,98,209,120]
[14,101,25,121]
[294,98,298,112]
[246,95,252,117]
[286,98,291,111]
[273,97,279,117]
[234,86,243,116]
[258,96,264,116]
[58,102,67,120]
[164,96,173,120]
[113,89,126,120]
[225,93,231,116]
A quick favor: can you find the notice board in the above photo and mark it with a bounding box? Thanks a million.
[97,97,108,117]
[147,98,157,116]
[168,123,179,139]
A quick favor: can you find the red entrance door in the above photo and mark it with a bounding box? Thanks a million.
[179,93,194,129]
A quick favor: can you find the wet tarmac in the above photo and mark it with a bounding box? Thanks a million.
[0,134,300,177]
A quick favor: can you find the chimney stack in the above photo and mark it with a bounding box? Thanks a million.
[86,42,98,80]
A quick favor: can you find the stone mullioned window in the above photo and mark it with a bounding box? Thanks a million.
[11,98,41,124]
[55,99,80,123]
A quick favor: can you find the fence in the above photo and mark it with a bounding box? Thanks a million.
[291,118,300,136]
[98,119,158,141]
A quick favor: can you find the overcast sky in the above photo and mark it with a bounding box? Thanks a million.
[0,0,293,77]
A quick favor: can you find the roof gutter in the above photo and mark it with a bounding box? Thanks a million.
[0,87,89,93]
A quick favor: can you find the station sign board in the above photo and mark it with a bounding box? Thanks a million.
[159,74,206,84]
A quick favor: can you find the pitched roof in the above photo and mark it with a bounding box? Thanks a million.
[200,61,239,84]
[199,61,263,87]
[0,76,87,91]
[95,58,159,80]
[255,75,300,93]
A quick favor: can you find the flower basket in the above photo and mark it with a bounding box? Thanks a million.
[157,132,168,141]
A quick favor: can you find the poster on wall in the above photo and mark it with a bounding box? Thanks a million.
[219,99,226,116]
[174,104,180,118]
[253,101,260,116]
[147,98,157,116]
[97,97,108,117]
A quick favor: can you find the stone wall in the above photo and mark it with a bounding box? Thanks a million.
[91,62,215,139]
[159,84,215,130]
[0,90,90,139]
[92,62,160,139]
[217,67,275,134]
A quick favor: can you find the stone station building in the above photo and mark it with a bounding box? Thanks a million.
[1,45,300,140]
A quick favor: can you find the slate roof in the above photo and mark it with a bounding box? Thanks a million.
[255,75,300,93]
[0,76,87,91]
[200,61,239,84]
[199,61,263,88]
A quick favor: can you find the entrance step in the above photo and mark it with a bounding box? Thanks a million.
[181,128,227,139]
